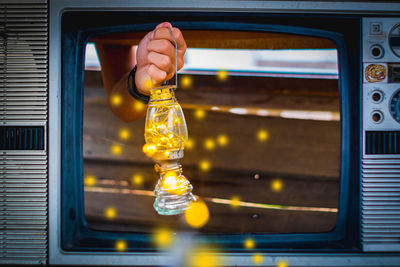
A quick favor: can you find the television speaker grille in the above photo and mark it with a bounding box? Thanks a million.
[0,0,48,264]
[362,158,400,252]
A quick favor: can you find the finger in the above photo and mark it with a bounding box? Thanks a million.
[147,39,175,63]
[153,27,187,53]
[148,64,167,84]
[147,51,173,74]
[154,21,172,30]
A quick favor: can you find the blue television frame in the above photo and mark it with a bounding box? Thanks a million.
[61,11,361,252]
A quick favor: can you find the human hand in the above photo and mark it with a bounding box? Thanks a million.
[135,22,187,95]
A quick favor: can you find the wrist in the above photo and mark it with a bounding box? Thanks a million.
[127,65,150,104]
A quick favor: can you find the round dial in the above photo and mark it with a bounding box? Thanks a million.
[390,90,400,123]
[389,23,400,58]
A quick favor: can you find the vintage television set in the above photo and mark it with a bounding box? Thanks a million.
[1,0,400,266]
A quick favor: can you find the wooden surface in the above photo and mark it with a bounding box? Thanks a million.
[91,30,336,50]
[83,70,340,233]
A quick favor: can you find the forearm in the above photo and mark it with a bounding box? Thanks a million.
[95,43,146,122]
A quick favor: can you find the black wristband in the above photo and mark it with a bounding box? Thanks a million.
[127,65,150,104]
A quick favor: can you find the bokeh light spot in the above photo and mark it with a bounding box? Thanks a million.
[185,138,195,150]
[144,78,154,90]
[199,160,211,172]
[131,174,144,187]
[134,101,145,111]
[187,247,220,267]
[105,207,117,220]
[217,70,228,81]
[185,199,210,228]
[181,75,192,88]
[111,94,122,106]
[244,238,255,249]
[115,240,127,252]
[217,134,229,147]
[153,228,173,248]
[271,178,283,193]
[257,129,269,142]
[277,259,288,267]
[253,253,264,265]
[230,196,241,209]
[119,128,130,140]
[204,138,215,151]
[84,175,97,187]
[194,109,206,120]
[111,144,122,155]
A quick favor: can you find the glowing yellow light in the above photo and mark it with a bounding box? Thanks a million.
[230,196,241,209]
[187,247,220,267]
[257,129,269,142]
[277,260,288,267]
[271,178,283,193]
[105,207,116,220]
[181,75,192,88]
[164,150,171,157]
[185,138,195,150]
[199,160,211,172]
[144,78,153,90]
[111,144,122,155]
[115,240,127,252]
[154,228,173,248]
[142,144,156,156]
[253,253,264,265]
[217,134,229,147]
[131,174,143,187]
[194,109,206,120]
[217,70,228,81]
[119,128,130,140]
[162,171,188,195]
[185,199,210,228]
[134,101,145,111]
[204,138,215,151]
[84,175,97,187]
[244,238,255,249]
[111,94,122,106]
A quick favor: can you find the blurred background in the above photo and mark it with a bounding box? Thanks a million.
[82,30,340,234]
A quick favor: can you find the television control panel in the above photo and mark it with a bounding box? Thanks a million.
[363,18,400,132]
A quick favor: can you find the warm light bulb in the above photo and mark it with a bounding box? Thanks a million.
[161,171,189,195]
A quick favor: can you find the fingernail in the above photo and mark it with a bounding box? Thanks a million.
[162,22,171,27]
[149,30,155,39]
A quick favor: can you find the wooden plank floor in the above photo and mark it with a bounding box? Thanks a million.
[83,70,340,234]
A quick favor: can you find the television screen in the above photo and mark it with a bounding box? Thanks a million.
[82,30,340,235]
[60,11,361,255]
